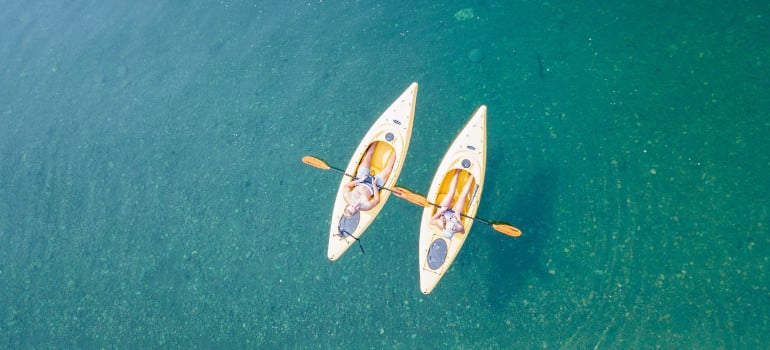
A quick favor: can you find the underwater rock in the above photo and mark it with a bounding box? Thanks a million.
[454,8,474,21]
[468,48,483,62]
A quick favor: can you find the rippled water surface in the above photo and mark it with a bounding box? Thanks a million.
[1,1,768,348]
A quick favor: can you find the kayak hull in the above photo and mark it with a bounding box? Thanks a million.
[418,106,487,294]
[328,83,418,261]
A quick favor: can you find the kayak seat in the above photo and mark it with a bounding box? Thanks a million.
[369,142,395,176]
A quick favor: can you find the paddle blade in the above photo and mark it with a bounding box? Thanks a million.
[302,156,331,170]
[492,223,522,237]
[392,187,430,207]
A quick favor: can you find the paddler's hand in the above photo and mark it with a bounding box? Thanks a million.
[372,182,380,201]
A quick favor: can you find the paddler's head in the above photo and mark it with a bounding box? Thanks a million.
[440,216,456,238]
[344,201,361,217]
[442,221,455,238]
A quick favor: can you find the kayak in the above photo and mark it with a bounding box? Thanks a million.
[418,105,486,294]
[327,82,418,261]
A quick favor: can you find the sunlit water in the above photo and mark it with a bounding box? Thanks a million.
[1,1,768,348]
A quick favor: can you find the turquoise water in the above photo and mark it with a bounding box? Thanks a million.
[1,0,768,348]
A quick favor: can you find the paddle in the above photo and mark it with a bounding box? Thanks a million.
[391,186,522,237]
[303,155,521,237]
[301,155,396,193]
[302,155,356,178]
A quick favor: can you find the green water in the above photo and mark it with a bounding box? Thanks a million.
[1,0,768,348]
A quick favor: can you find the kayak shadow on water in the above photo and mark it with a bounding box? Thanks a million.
[482,166,559,309]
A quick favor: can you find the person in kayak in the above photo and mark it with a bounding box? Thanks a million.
[343,141,396,218]
[431,169,474,239]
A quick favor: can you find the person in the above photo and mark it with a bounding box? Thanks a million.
[430,169,474,239]
[342,141,396,218]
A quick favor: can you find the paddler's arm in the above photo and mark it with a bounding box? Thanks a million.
[342,187,350,203]
[345,178,363,189]
[371,182,381,202]
[430,217,443,229]
[430,207,447,228]
[343,179,361,203]
[344,178,362,195]
[453,213,466,234]
[432,206,447,220]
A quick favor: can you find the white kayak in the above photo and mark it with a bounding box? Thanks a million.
[418,106,486,294]
[327,83,418,261]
